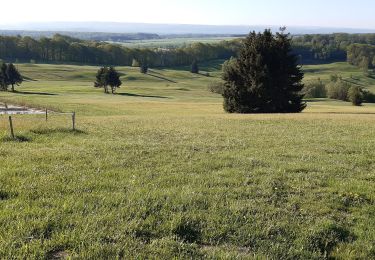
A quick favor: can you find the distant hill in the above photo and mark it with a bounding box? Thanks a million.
[1,22,375,35]
[0,30,162,41]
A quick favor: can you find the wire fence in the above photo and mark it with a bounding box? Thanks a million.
[0,103,76,139]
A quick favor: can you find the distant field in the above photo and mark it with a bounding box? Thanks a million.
[114,37,238,48]
[0,61,374,258]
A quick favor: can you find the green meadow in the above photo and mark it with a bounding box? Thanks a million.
[115,37,238,48]
[0,62,375,259]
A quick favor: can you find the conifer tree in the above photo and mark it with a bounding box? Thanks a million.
[94,66,122,94]
[107,67,122,94]
[140,64,148,74]
[222,29,306,113]
[94,67,109,93]
[0,63,9,91]
[191,60,199,74]
[6,63,23,92]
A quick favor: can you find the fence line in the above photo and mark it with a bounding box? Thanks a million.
[1,105,77,139]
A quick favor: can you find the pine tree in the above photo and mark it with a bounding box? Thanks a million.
[6,63,23,92]
[94,67,109,93]
[107,67,122,94]
[140,64,148,74]
[191,60,199,74]
[94,66,122,94]
[0,63,9,91]
[222,29,306,113]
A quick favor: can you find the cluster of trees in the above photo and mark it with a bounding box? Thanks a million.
[0,34,240,67]
[222,29,305,113]
[0,63,23,92]
[94,67,122,94]
[347,44,375,72]
[292,33,375,64]
[304,75,375,106]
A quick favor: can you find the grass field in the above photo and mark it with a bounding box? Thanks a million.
[0,62,375,259]
[114,37,238,49]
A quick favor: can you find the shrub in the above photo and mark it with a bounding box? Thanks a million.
[348,86,364,106]
[191,60,199,74]
[330,74,341,83]
[363,89,375,103]
[326,80,351,101]
[140,64,148,74]
[303,79,327,98]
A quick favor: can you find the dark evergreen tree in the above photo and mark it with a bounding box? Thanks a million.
[222,29,306,113]
[94,67,109,93]
[140,64,148,74]
[6,63,23,92]
[0,63,9,91]
[191,60,199,74]
[94,66,122,94]
[107,67,122,94]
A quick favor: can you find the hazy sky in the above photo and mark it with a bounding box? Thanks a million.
[0,0,374,28]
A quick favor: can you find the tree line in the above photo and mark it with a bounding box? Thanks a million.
[2,33,375,69]
[292,33,375,64]
[0,34,240,67]
[347,44,375,71]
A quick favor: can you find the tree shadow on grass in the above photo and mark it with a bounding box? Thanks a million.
[31,128,87,135]
[23,77,37,82]
[1,135,32,142]
[306,112,375,115]
[147,73,177,83]
[14,91,57,96]
[117,93,169,99]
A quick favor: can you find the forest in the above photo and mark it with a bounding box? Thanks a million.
[1,33,375,68]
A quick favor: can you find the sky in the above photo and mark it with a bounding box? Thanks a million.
[0,0,374,29]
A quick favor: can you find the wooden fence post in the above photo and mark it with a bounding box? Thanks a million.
[72,112,76,131]
[8,116,15,139]
[45,109,48,121]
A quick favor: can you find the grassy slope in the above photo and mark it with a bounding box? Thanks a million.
[0,62,374,259]
[115,37,238,48]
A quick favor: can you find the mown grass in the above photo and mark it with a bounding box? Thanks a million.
[0,62,374,259]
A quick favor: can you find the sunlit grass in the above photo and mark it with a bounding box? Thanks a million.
[0,62,374,258]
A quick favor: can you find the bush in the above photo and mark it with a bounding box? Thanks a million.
[330,74,342,83]
[208,81,224,94]
[140,64,148,74]
[303,79,327,98]
[363,89,375,103]
[191,60,199,74]
[326,80,351,101]
[348,86,364,106]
